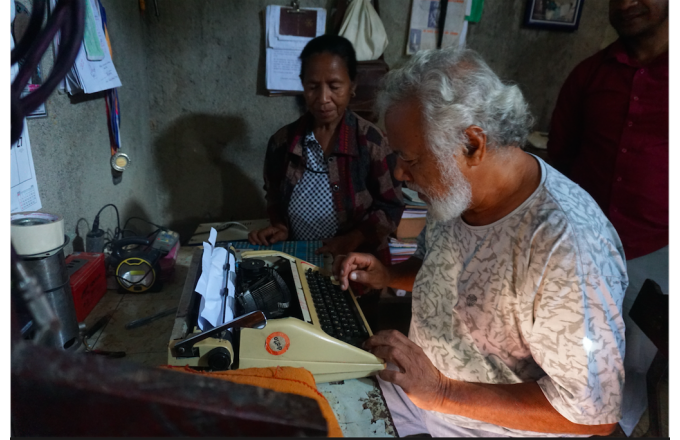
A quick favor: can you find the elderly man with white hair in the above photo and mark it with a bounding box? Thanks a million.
[334,47,628,437]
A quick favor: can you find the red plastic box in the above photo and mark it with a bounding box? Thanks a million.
[65,252,107,322]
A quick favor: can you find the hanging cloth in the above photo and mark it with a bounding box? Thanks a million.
[338,0,388,61]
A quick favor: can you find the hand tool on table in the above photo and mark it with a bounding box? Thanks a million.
[79,314,126,358]
[125,307,177,330]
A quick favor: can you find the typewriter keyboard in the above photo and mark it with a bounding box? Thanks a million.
[305,269,369,347]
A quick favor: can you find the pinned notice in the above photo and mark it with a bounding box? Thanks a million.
[265,5,326,94]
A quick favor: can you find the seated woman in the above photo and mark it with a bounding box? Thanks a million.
[249,35,403,271]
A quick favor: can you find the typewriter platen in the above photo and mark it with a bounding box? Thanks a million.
[167,247,385,383]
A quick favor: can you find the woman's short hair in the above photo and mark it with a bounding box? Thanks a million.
[299,35,358,82]
[376,47,534,157]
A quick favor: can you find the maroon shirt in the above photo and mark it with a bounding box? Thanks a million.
[548,40,668,260]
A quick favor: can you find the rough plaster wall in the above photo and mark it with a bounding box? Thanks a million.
[25,0,615,247]
[381,0,612,131]
[26,0,161,253]
[464,0,612,131]
[144,0,612,239]
[144,0,331,239]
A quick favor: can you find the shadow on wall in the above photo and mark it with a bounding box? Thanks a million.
[153,114,266,243]
[120,199,158,238]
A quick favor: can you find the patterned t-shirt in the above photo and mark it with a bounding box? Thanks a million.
[410,155,627,436]
[287,132,339,240]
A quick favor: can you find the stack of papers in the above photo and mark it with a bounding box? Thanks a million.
[402,187,428,218]
[402,187,426,206]
[265,5,326,94]
[389,237,418,264]
[51,0,121,95]
[196,228,236,331]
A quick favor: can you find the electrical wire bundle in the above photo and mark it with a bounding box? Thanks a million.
[86,203,170,254]
[11,0,84,145]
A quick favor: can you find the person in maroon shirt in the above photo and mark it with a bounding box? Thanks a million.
[548,0,668,435]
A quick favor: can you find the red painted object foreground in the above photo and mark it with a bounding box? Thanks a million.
[11,338,327,436]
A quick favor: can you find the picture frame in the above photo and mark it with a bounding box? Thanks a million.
[524,0,584,31]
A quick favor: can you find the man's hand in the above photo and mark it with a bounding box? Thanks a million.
[367,332,618,436]
[333,252,391,291]
[315,230,364,257]
[365,330,449,412]
[248,224,288,245]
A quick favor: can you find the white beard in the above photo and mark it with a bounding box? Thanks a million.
[406,159,472,222]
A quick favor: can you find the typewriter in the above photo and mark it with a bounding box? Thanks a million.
[167,247,385,383]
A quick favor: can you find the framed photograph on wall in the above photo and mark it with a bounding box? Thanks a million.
[524,0,584,31]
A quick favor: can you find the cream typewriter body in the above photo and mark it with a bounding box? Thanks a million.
[167,247,385,383]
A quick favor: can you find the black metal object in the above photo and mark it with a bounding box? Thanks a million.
[629,278,668,437]
[172,310,266,358]
[22,249,80,349]
[208,347,232,370]
[83,313,111,339]
[11,247,62,348]
[629,279,668,358]
[305,269,370,347]
[238,267,292,319]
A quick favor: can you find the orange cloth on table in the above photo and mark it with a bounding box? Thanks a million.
[164,365,343,437]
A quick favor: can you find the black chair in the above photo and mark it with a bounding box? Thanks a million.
[629,278,668,437]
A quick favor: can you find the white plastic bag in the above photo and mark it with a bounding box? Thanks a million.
[338,0,389,61]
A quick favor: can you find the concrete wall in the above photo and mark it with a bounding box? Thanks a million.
[381,0,614,131]
[144,0,331,239]
[25,0,614,245]
[25,0,162,252]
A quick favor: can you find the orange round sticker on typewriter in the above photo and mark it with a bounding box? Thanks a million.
[265,332,290,355]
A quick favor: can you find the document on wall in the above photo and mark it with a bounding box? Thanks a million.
[11,124,42,213]
[266,48,305,92]
[265,4,326,94]
[441,0,471,49]
[406,0,442,54]
[50,0,122,95]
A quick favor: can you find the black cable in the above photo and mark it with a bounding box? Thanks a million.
[114,269,154,287]
[93,204,121,240]
[11,0,47,65]
[75,217,89,235]
[11,0,85,144]
[123,216,166,232]
[120,229,139,238]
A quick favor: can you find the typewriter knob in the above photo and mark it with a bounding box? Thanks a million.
[207,347,232,371]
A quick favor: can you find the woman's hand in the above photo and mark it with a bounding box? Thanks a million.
[248,224,289,245]
[315,229,365,257]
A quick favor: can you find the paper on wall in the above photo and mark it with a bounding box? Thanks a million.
[265,4,326,93]
[266,5,325,50]
[406,0,441,54]
[266,48,304,92]
[11,124,42,213]
[441,0,470,49]
[74,0,121,94]
[50,0,122,95]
